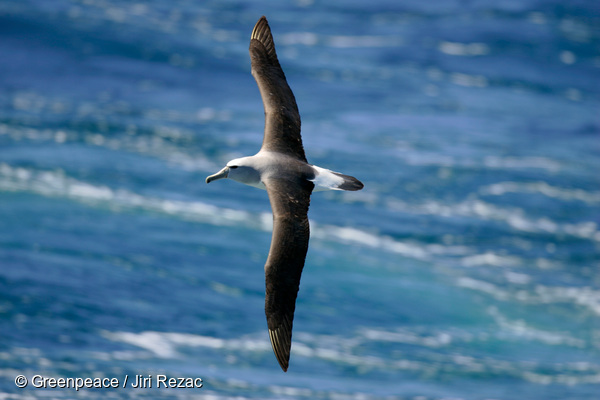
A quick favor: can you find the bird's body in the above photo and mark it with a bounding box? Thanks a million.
[206,16,363,372]
[208,151,361,192]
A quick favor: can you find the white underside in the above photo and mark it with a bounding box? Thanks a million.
[248,180,267,190]
[246,166,343,191]
[225,152,345,192]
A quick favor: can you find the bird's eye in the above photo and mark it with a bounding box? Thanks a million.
[230,166,238,169]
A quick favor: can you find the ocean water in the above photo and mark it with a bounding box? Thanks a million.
[1,0,599,399]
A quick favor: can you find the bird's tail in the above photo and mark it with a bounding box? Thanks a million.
[331,171,364,191]
[310,166,364,191]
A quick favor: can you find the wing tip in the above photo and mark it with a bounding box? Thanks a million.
[251,16,277,61]
[251,16,270,42]
[269,327,290,372]
[268,314,294,372]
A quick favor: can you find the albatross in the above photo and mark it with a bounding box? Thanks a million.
[206,16,363,372]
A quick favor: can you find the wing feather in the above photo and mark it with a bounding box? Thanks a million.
[250,16,307,162]
[263,177,314,371]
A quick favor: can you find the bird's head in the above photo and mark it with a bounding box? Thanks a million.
[206,157,262,187]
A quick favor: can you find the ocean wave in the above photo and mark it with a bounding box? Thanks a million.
[438,41,490,56]
[402,151,563,173]
[101,327,600,385]
[2,89,231,171]
[457,277,600,317]
[99,328,436,374]
[460,252,522,268]
[480,181,600,204]
[0,163,259,228]
[0,164,476,262]
[360,328,454,348]
[313,225,472,262]
[5,164,594,293]
[281,32,404,48]
[1,124,216,173]
[2,162,596,308]
[101,330,270,359]
[487,306,586,347]
[359,318,588,352]
[386,197,600,241]
[483,156,563,172]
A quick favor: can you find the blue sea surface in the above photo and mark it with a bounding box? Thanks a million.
[1,1,599,399]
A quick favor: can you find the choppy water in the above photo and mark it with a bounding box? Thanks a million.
[1,1,599,399]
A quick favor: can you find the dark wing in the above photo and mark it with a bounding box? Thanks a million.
[263,177,314,371]
[250,16,307,162]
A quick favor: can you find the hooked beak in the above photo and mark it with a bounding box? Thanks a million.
[206,166,230,183]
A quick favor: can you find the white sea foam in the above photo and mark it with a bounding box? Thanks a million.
[397,151,563,172]
[523,371,600,385]
[480,181,600,204]
[387,197,599,241]
[487,306,586,347]
[101,331,179,358]
[102,330,270,359]
[280,32,404,48]
[280,32,319,46]
[533,285,600,316]
[483,156,562,172]
[100,327,600,386]
[458,277,600,317]
[325,35,404,48]
[362,310,587,351]
[313,224,471,261]
[0,163,262,229]
[460,252,522,268]
[504,271,532,285]
[2,92,220,171]
[361,328,453,348]
[100,328,412,371]
[438,41,490,56]
[450,72,489,87]
[456,277,512,301]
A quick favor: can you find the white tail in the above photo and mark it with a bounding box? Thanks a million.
[310,166,364,192]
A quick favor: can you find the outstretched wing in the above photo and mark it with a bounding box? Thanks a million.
[263,177,314,371]
[250,16,307,162]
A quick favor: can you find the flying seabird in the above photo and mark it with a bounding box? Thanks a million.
[206,16,363,372]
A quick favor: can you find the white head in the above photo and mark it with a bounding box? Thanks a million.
[205,157,263,188]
